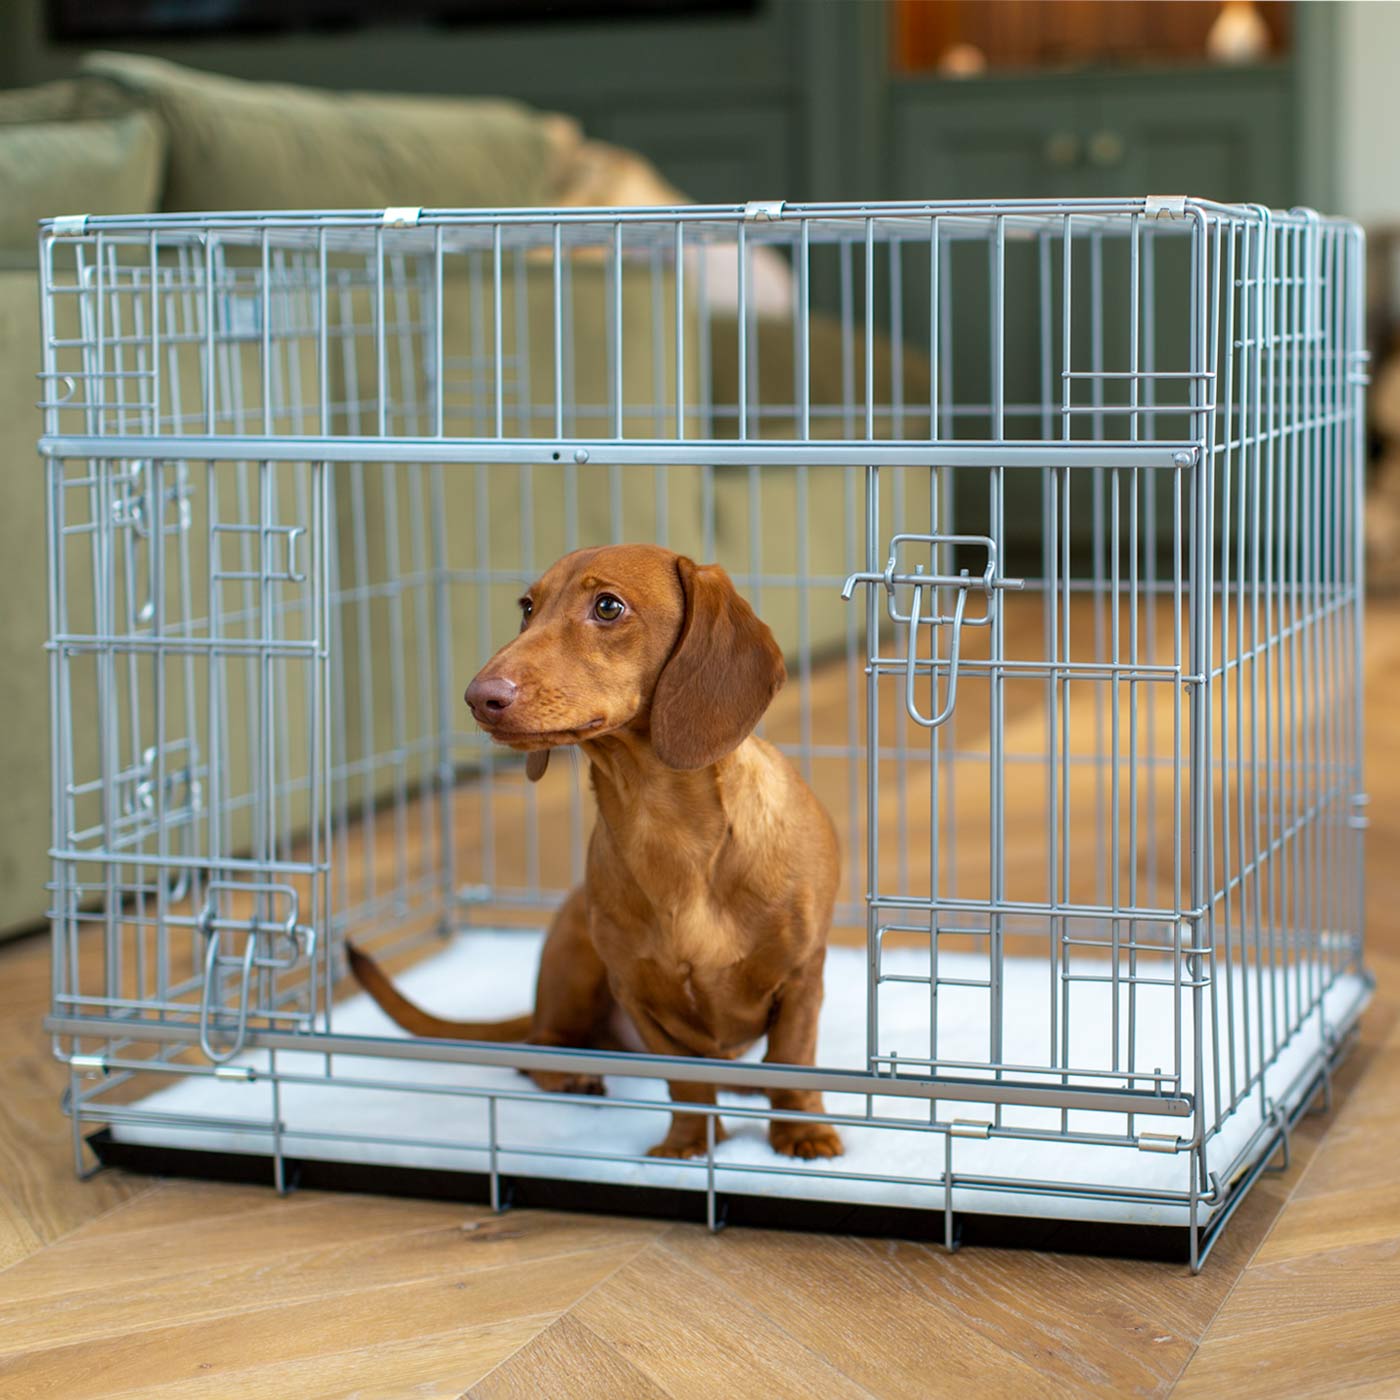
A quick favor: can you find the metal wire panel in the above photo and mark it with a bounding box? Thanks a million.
[37,198,1369,1267]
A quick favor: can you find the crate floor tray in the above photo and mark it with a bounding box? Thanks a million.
[102,932,1368,1237]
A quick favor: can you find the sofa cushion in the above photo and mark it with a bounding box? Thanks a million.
[82,51,564,214]
[0,79,165,261]
[0,75,150,124]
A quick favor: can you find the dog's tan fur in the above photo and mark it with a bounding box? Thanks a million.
[348,544,842,1160]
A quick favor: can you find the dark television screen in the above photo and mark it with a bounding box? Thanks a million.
[49,0,757,41]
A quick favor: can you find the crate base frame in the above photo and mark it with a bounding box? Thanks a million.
[54,936,1373,1271]
[81,990,1363,1269]
[83,1129,1199,1263]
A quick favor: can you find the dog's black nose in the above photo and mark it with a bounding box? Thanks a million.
[465,674,518,718]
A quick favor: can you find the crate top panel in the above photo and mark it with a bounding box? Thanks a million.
[39,197,1356,258]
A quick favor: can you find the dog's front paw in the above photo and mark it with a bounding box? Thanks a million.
[529,1070,606,1096]
[646,1120,728,1159]
[645,1138,708,1160]
[770,1120,844,1159]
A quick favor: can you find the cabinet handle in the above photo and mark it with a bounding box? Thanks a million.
[1088,130,1126,167]
[1045,132,1080,168]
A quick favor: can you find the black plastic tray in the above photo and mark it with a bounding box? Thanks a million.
[89,1128,1194,1263]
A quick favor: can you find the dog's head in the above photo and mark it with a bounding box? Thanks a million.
[465,544,784,772]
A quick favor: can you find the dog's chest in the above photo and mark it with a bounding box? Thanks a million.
[613,887,790,1043]
[623,940,772,1052]
[586,746,801,1049]
[602,881,749,978]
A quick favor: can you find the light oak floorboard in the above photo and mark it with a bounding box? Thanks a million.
[661,1226,1189,1399]
[465,1312,672,1400]
[570,1240,880,1400]
[0,1200,663,1353]
[1172,1300,1400,1400]
[0,1241,643,1399]
[105,1316,551,1400]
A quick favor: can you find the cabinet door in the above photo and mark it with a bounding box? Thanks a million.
[889,85,1091,556]
[891,85,1090,201]
[887,81,1092,445]
[1082,69,1295,208]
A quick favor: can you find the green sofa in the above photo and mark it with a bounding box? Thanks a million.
[1,53,927,936]
[0,75,166,936]
[1,57,586,934]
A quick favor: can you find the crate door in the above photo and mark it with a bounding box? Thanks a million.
[847,455,1206,1117]
[845,463,1021,1084]
[48,453,331,1059]
[197,457,334,1060]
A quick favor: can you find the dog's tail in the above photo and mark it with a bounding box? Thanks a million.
[345,941,532,1041]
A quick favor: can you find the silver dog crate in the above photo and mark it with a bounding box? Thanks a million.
[39,198,1370,1270]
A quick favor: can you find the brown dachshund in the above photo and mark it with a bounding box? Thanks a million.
[348,544,842,1160]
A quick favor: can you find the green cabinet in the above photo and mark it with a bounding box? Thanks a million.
[1098,72,1294,206]
[885,63,1298,559]
[893,87,1090,199]
[890,63,1296,209]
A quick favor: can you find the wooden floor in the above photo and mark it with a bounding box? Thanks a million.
[1,606,1398,1398]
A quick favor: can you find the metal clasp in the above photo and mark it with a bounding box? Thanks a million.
[110,460,194,623]
[1144,195,1189,219]
[196,879,311,1063]
[199,920,258,1065]
[842,532,1023,729]
[1137,1132,1182,1153]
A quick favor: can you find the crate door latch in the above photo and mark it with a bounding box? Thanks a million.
[842,533,1023,729]
[196,880,311,1063]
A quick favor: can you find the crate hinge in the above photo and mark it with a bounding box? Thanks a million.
[1137,1132,1182,1153]
[950,1119,993,1139]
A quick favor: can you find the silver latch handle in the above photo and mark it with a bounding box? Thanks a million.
[906,568,967,729]
[842,535,1022,732]
[199,924,258,1064]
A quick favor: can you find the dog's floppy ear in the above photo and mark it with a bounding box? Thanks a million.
[650,556,785,770]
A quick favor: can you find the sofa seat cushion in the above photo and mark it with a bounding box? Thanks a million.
[0,78,165,262]
[81,51,566,214]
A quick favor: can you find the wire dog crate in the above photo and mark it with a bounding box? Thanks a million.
[40,197,1369,1270]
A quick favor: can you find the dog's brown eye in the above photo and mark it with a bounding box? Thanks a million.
[593,593,624,622]
[519,598,533,630]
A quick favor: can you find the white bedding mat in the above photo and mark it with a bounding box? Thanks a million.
[110,932,1367,1228]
